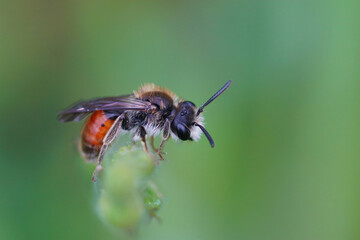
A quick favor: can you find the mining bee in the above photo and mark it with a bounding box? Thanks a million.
[58,80,232,181]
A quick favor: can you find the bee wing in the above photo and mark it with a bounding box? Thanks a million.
[57,95,152,122]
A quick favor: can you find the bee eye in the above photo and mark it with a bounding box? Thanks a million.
[176,124,190,140]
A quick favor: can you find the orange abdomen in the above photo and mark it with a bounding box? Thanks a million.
[80,111,116,161]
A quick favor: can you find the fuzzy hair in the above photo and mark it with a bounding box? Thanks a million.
[190,113,204,141]
[134,83,179,103]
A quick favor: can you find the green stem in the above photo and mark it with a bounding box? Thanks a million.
[94,146,163,233]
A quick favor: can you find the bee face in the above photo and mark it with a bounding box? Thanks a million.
[171,101,197,141]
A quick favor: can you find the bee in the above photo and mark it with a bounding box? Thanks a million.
[58,80,232,181]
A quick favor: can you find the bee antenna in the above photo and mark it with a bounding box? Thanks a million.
[193,123,215,148]
[197,80,232,115]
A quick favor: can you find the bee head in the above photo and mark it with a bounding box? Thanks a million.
[171,80,232,148]
[171,101,196,141]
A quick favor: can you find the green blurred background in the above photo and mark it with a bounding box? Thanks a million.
[0,1,359,239]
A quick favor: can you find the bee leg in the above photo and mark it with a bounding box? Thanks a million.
[157,140,167,160]
[157,119,170,160]
[91,113,125,182]
[138,126,149,153]
[149,136,158,152]
[138,126,158,164]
